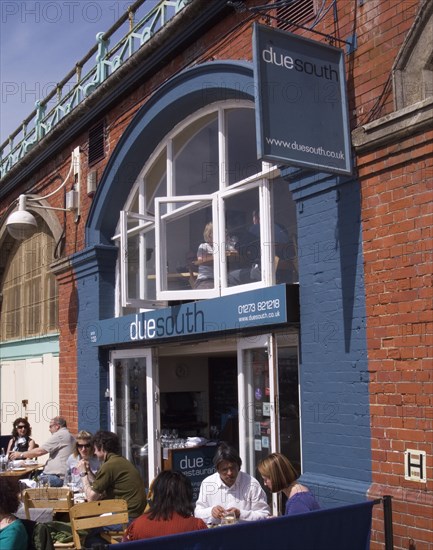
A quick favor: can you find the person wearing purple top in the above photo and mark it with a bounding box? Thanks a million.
[257,453,320,515]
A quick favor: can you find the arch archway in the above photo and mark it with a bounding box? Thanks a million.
[86,61,256,247]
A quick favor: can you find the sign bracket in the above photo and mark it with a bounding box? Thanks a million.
[227,1,357,52]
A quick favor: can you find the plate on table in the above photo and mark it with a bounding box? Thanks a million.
[13,467,26,471]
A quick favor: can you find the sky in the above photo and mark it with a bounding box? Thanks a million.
[0,1,158,144]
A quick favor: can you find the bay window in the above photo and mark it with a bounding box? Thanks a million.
[114,101,298,312]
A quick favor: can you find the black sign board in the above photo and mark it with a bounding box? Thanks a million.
[253,23,353,175]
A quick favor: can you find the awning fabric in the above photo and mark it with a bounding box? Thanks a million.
[114,500,375,550]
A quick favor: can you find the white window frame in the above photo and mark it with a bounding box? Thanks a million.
[119,210,155,308]
[114,101,287,308]
[109,348,160,482]
[155,195,219,301]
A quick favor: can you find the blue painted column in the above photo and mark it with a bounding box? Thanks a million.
[284,167,371,506]
[71,244,118,432]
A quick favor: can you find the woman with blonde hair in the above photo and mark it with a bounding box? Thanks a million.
[257,453,320,515]
[66,430,100,490]
[194,222,215,289]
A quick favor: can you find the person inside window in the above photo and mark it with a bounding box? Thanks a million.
[194,443,270,524]
[0,477,28,550]
[194,222,215,289]
[66,430,100,490]
[6,418,37,456]
[228,210,289,285]
[123,470,207,541]
[257,452,320,515]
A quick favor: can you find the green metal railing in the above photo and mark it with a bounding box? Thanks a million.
[0,0,189,182]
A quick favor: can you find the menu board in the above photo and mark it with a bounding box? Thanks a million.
[165,446,216,502]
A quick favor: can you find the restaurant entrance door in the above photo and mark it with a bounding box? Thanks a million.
[108,331,299,515]
[109,349,160,491]
[237,333,300,513]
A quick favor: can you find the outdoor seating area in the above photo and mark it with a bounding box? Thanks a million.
[18,493,129,549]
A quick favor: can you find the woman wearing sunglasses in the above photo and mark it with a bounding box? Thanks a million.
[66,430,100,490]
[6,418,37,456]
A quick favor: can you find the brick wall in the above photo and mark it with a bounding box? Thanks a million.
[360,131,433,549]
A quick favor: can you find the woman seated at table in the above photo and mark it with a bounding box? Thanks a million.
[6,418,37,456]
[123,470,207,541]
[66,430,100,490]
[194,222,215,289]
[0,477,28,550]
[257,453,320,515]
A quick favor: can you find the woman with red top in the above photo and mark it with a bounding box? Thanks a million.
[123,470,207,541]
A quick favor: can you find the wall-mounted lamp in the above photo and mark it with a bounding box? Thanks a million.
[5,148,80,240]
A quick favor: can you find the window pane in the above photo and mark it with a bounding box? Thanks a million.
[241,348,270,474]
[165,208,215,291]
[226,109,262,185]
[174,114,219,196]
[127,233,140,298]
[146,149,166,216]
[278,347,300,473]
[193,221,215,290]
[47,274,58,330]
[142,231,156,301]
[0,219,58,340]
[272,178,298,284]
[128,230,157,302]
[225,187,262,287]
[115,359,149,487]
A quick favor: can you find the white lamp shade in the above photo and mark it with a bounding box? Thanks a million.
[6,209,38,240]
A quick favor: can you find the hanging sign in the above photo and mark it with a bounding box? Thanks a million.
[253,23,353,175]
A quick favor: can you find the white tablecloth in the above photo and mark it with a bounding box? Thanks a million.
[16,503,53,523]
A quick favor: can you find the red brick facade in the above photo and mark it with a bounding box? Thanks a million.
[1,1,431,547]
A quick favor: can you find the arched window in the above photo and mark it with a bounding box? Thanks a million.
[0,219,58,340]
[114,101,298,312]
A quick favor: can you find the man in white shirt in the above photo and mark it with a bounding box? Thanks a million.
[194,443,270,524]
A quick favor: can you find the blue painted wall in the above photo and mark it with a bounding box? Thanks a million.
[71,245,117,432]
[286,168,371,504]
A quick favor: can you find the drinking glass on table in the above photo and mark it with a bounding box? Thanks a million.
[221,511,236,525]
[65,472,75,490]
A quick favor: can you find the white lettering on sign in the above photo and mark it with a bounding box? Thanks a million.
[130,316,156,340]
[180,456,204,470]
[262,46,339,82]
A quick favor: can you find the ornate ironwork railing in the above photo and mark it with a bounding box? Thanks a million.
[0,0,188,182]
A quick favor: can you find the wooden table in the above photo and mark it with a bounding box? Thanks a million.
[0,463,42,478]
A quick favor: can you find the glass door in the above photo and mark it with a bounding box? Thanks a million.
[237,334,278,512]
[109,349,160,490]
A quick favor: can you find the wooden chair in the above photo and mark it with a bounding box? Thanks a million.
[69,499,129,548]
[23,487,73,520]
